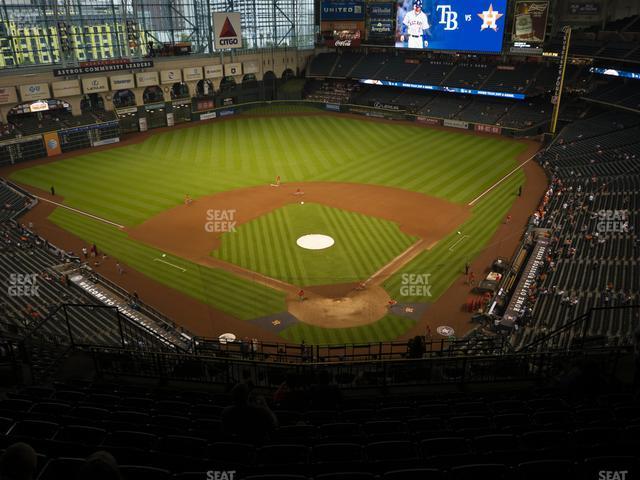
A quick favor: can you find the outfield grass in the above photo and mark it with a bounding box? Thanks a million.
[11,114,528,342]
[213,202,417,285]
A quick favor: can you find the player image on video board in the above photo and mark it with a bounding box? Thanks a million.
[398,0,431,48]
[395,0,507,53]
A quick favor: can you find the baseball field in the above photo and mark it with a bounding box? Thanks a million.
[9,107,536,344]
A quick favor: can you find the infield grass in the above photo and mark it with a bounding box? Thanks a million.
[213,202,417,286]
[10,111,528,342]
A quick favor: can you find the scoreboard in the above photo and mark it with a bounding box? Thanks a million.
[322,0,509,53]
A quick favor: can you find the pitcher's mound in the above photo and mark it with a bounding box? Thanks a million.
[288,285,391,328]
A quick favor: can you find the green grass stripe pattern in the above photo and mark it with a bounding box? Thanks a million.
[279,314,416,344]
[11,116,526,227]
[213,202,416,286]
[48,208,286,320]
[383,167,525,304]
[10,114,529,343]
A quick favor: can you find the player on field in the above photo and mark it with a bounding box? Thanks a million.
[401,0,430,49]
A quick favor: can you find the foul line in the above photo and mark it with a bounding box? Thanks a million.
[467,153,536,207]
[153,258,187,272]
[34,195,125,229]
[448,234,470,252]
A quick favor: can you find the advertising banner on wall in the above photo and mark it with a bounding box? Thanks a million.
[320,0,365,47]
[200,111,217,120]
[43,132,62,156]
[366,2,394,43]
[321,0,365,21]
[183,67,203,81]
[243,61,259,74]
[138,117,148,132]
[415,116,441,125]
[568,2,600,14]
[204,65,224,78]
[512,1,549,44]
[110,74,135,90]
[81,77,109,94]
[136,72,159,87]
[475,123,502,134]
[224,63,243,76]
[0,86,18,105]
[19,84,50,102]
[213,12,243,49]
[161,69,182,84]
[443,118,469,129]
[52,80,81,97]
[196,99,216,111]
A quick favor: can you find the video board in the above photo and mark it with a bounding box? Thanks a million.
[394,0,508,53]
[323,0,507,53]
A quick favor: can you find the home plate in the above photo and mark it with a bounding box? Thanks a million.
[296,234,335,250]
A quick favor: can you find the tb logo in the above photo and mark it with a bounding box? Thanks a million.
[437,5,458,30]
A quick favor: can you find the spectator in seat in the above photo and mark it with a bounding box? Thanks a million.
[222,383,278,444]
[0,442,37,480]
[78,451,122,480]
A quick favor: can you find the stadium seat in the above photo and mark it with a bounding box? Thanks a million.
[208,442,256,467]
[366,440,419,472]
[36,457,85,480]
[120,465,171,480]
[518,459,575,480]
[315,473,375,480]
[382,468,445,480]
[54,425,106,445]
[8,420,58,440]
[160,435,208,458]
[244,476,307,480]
[256,444,310,466]
[449,463,510,480]
[104,430,159,450]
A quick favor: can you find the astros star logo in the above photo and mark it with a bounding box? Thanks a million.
[478,4,503,31]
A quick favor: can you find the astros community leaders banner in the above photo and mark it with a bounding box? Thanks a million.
[213,12,243,49]
[395,0,507,53]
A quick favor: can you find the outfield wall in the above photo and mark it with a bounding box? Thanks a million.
[0,99,543,166]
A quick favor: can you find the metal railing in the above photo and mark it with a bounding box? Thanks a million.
[89,343,632,388]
